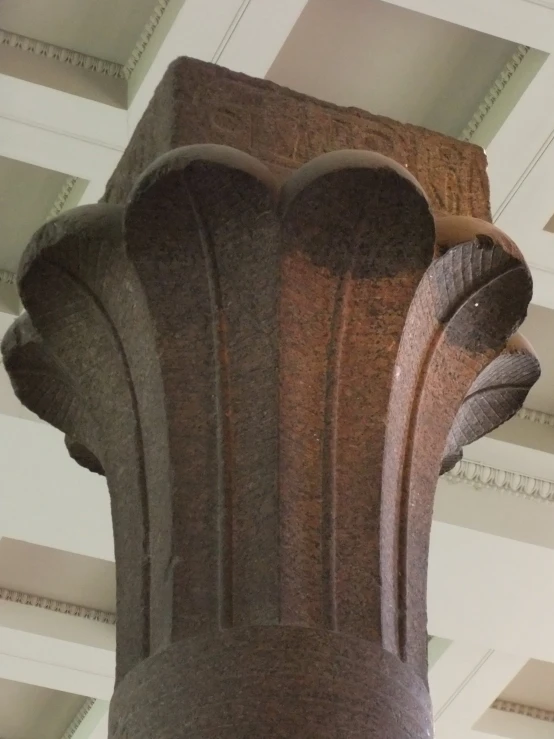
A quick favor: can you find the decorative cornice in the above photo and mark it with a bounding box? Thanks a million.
[47,177,79,222]
[60,699,97,739]
[123,0,172,79]
[0,0,173,82]
[516,407,554,426]
[0,587,116,624]
[460,44,530,142]
[446,458,554,502]
[0,270,15,285]
[493,699,554,723]
[0,28,124,78]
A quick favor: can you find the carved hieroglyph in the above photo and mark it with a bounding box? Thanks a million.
[2,147,539,738]
[104,57,492,222]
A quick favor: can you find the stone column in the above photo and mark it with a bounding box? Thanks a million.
[2,59,539,739]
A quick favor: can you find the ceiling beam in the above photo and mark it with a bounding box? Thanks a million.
[128,0,310,133]
[0,598,114,699]
[430,641,526,737]
[0,75,126,180]
[380,0,554,51]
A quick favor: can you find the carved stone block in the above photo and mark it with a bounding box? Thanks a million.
[1,60,539,739]
[104,56,491,221]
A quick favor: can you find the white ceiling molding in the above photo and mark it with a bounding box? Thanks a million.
[493,699,554,722]
[446,458,554,502]
[60,699,97,739]
[0,595,115,698]
[0,0,176,84]
[460,44,530,142]
[0,28,123,78]
[0,587,115,625]
[0,271,15,286]
[61,700,109,739]
[123,0,172,79]
[517,407,554,426]
[47,177,79,222]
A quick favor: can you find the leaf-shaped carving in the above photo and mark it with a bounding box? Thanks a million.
[441,333,540,473]
[4,204,156,683]
[382,218,532,678]
[65,436,104,475]
[2,314,99,452]
[0,146,537,703]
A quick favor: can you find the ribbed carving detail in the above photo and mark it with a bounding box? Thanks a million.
[2,146,536,725]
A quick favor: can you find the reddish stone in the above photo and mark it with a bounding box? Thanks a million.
[104,57,491,221]
[2,62,539,739]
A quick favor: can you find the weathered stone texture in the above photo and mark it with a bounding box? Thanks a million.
[3,59,538,739]
[104,56,491,221]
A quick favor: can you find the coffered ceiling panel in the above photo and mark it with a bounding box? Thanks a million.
[0,680,84,739]
[500,658,554,712]
[0,539,115,613]
[0,0,167,64]
[0,157,68,273]
[268,0,520,137]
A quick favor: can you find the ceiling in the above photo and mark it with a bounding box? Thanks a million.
[268,0,520,137]
[2,0,554,738]
[0,157,68,273]
[0,680,84,739]
[0,0,164,64]
[0,538,115,613]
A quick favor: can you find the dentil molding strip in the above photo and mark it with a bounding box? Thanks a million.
[446,458,554,503]
[0,586,116,624]
[60,699,97,739]
[47,176,79,222]
[123,0,172,79]
[0,0,173,82]
[0,270,15,285]
[460,44,530,142]
[493,699,554,723]
[0,28,124,78]
[516,407,554,426]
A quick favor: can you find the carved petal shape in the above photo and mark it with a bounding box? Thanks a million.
[382,216,532,674]
[0,146,537,695]
[440,333,540,473]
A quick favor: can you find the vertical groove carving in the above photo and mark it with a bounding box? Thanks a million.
[3,144,537,739]
[186,185,235,630]
[7,207,153,682]
[279,151,435,637]
[321,273,351,631]
[382,230,533,678]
